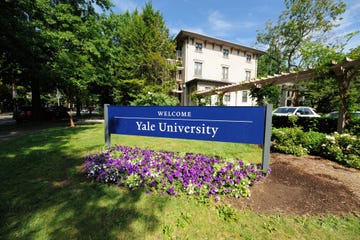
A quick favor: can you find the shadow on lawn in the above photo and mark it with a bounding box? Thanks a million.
[0,124,166,239]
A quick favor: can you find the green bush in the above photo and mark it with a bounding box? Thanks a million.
[272,116,360,136]
[271,128,360,169]
[301,131,326,156]
[348,118,360,136]
[130,92,179,106]
[319,133,360,167]
[271,127,309,156]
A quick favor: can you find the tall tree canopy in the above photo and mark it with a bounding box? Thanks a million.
[257,0,346,73]
[256,0,359,133]
[104,3,176,105]
[0,0,112,117]
[0,1,177,115]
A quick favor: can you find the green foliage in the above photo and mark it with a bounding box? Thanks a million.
[1,124,360,239]
[272,115,360,136]
[112,79,145,105]
[130,92,179,106]
[257,53,283,77]
[105,3,176,105]
[0,1,176,112]
[271,127,310,156]
[0,0,112,115]
[217,204,238,222]
[257,0,346,72]
[271,127,360,169]
[250,84,281,106]
[257,1,358,134]
[298,77,339,114]
[320,133,360,168]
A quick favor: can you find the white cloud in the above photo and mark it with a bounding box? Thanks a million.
[112,0,139,13]
[208,11,232,36]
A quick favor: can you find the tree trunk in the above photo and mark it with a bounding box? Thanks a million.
[336,73,350,133]
[31,77,42,121]
[76,98,81,117]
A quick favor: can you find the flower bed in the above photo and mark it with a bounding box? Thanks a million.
[85,145,270,200]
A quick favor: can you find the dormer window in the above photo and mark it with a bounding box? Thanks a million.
[195,42,203,51]
[223,49,229,57]
[246,54,252,62]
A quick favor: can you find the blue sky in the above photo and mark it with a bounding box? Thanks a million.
[110,0,359,52]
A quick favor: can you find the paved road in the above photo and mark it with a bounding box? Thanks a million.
[0,112,15,125]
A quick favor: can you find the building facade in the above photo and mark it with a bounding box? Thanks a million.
[174,30,264,106]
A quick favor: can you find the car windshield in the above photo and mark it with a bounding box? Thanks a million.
[274,107,297,114]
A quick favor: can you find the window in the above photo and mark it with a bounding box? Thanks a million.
[222,66,229,80]
[242,91,248,103]
[246,54,252,62]
[195,42,203,51]
[194,62,202,76]
[223,49,229,57]
[245,70,251,81]
[224,93,230,102]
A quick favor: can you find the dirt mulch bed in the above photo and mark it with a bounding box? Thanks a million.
[228,153,360,216]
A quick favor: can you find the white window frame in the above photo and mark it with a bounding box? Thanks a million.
[222,66,229,80]
[194,62,202,76]
[242,90,248,103]
[245,70,251,81]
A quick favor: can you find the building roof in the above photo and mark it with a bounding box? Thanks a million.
[175,30,265,56]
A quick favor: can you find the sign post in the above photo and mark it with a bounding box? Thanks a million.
[262,104,272,172]
[104,104,111,147]
[104,104,272,172]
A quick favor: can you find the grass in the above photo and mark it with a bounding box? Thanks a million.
[0,122,359,239]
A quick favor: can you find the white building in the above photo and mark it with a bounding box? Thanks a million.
[174,30,265,106]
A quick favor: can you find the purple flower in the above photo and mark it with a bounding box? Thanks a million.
[84,145,269,200]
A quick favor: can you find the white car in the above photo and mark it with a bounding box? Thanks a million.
[272,107,321,117]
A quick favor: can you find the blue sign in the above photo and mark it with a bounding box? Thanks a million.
[106,106,267,145]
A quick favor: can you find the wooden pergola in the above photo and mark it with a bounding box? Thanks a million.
[196,58,360,97]
[196,58,360,133]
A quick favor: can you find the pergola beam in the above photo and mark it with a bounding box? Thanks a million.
[196,59,360,97]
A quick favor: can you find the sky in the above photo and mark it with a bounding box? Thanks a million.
[110,0,360,52]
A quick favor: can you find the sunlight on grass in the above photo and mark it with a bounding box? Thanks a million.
[111,134,263,164]
[1,122,359,239]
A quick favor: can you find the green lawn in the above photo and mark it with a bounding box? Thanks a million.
[1,122,359,239]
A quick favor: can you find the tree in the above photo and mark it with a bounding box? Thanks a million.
[0,0,112,118]
[299,37,360,133]
[250,84,281,106]
[255,0,360,133]
[130,92,179,106]
[105,3,176,105]
[257,0,346,72]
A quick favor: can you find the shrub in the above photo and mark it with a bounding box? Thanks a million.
[272,116,360,136]
[319,133,360,167]
[271,128,360,169]
[348,118,360,136]
[271,127,309,156]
